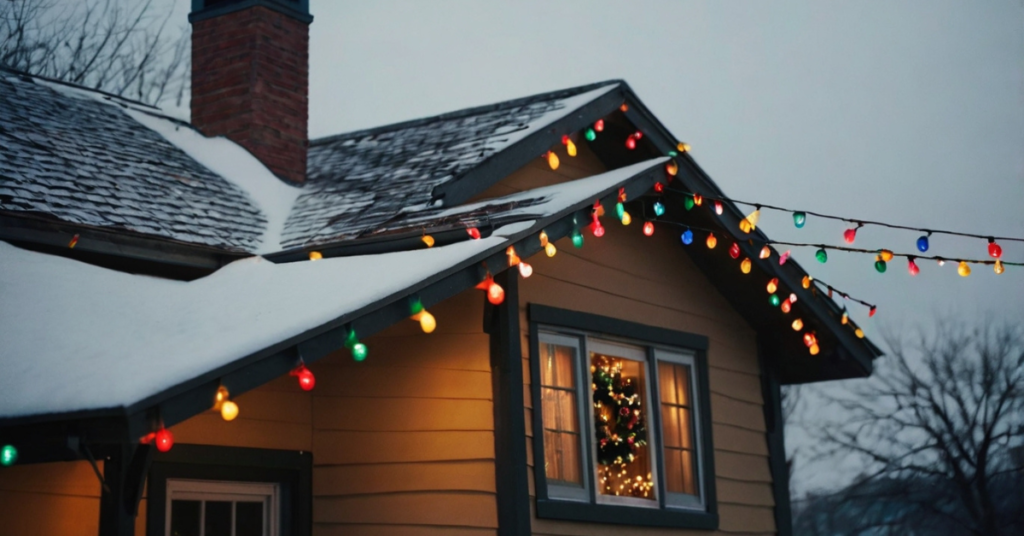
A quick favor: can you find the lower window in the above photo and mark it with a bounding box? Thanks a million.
[530,305,717,529]
[167,479,279,536]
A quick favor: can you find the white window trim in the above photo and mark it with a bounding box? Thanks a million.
[537,331,591,503]
[165,479,280,536]
[654,348,706,511]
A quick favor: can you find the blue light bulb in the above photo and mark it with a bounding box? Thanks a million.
[916,235,929,252]
[681,229,694,245]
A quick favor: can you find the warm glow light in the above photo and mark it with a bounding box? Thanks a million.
[220,400,239,421]
[789,293,798,303]
[565,138,577,157]
[780,301,792,313]
[214,386,229,409]
[994,260,1004,275]
[421,235,435,247]
[308,251,322,261]
[519,262,533,278]
[545,242,557,257]
[767,278,779,294]
[665,162,678,176]
[760,246,771,259]
[507,246,521,265]
[739,209,760,233]
[855,328,865,339]
[155,429,173,453]
[294,365,315,391]
[547,151,560,170]
[880,249,894,262]
[841,310,849,325]
[677,142,691,152]
[958,261,971,277]
[792,319,804,331]
[539,231,549,247]
[740,258,752,274]
[643,222,654,236]
[802,275,812,289]
[593,223,605,237]
[693,194,703,206]
[489,282,505,304]
[625,135,637,150]
[706,233,717,249]
[803,332,816,348]
[412,310,437,333]
[714,201,723,215]
[621,212,632,225]
[809,344,820,356]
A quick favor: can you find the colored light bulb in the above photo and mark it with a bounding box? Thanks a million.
[739,209,760,233]
[802,275,812,289]
[1,445,17,466]
[714,201,723,215]
[565,139,577,157]
[309,251,322,261]
[780,300,792,313]
[653,202,665,216]
[352,342,368,361]
[791,319,804,331]
[665,162,678,177]
[625,136,637,150]
[740,258,752,274]
[622,212,632,225]
[988,240,1002,259]
[539,231,549,247]
[421,235,435,247]
[760,246,771,259]
[547,151,560,170]
[907,258,920,276]
[917,235,929,252]
[621,104,630,112]
[488,281,505,305]
[803,332,816,347]
[789,293,798,303]
[779,250,791,265]
[843,227,857,243]
[793,212,806,228]
[855,328,865,339]
[155,429,173,453]
[879,250,894,262]
[958,261,971,277]
[507,246,521,265]
[572,230,585,248]
[615,202,625,220]
[815,248,828,263]
[653,182,664,193]
[875,260,887,273]
[869,306,877,318]
[545,242,557,257]
[296,366,315,391]
[729,242,740,259]
[809,344,820,356]
[767,278,779,294]
[633,130,643,139]
[585,128,596,141]
[684,195,695,211]
[706,233,717,249]
[769,294,781,307]
[412,310,436,333]
[519,262,533,278]
[677,142,691,152]
[693,194,703,206]
[220,400,239,421]
[841,310,849,325]
[214,386,229,409]
[594,119,605,132]
[643,222,654,236]
[681,229,694,245]
[994,260,1004,275]
[68,234,79,248]
[467,227,481,240]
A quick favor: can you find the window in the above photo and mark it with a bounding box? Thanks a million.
[529,305,717,529]
[166,479,279,536]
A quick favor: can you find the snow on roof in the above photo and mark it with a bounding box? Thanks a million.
[0,159,661,420]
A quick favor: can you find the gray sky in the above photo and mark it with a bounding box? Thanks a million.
[168,0,1024,493]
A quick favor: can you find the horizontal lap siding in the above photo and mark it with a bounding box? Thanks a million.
[312,289,498,535]
[520,216,776,535]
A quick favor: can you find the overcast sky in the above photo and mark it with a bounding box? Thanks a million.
[167,0,1024,494]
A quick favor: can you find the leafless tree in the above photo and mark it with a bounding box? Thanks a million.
[806,321,1024,536]
[0,0,189,107]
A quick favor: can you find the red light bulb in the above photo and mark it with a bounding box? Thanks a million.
[625,136,637,150]
[643,222,654,236]
[561,135,570,145]
[653,182,664,193]
[988,240,1002,259]
[869,306,877,318]
[594,119,605,132]
[467,228,481,240]
[907,258,920,276]
[714,201,723,215]
[803,333,816,348]
[843,228,857,244]
[488,282,505,305]
[634,131,643,140]
[155,429,173,453]
[593,223,605,237]
[780,300,792,313]
[729,242,740,259]
[294,365,315,391]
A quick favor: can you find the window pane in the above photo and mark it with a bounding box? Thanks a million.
[204,501,232,536]
[659,361,699,498]
[591,351,656,501]
[540,342,582,486]
[236,501,265,536]
[170,500,201,536]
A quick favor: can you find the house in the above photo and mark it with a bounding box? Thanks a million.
[0,1,882,535]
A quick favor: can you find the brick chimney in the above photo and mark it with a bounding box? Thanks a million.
[189,0,312,184]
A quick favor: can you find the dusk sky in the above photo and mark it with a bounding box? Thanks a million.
[163,0,1024,494]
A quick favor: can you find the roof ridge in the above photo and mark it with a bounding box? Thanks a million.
[0,65,164,112]
[309,79,625,146]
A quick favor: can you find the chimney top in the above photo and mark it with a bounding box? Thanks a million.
[190,0,312,24]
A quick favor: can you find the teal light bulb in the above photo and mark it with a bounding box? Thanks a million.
[571,230,584,249]
[615,202,625,220]
[1,445,17,467]
[874,260,887,273]
[653,202,665,217]
[815,248,828,263]
[584,128,596,142]
[793,212,807,228]
[769,294,781,307]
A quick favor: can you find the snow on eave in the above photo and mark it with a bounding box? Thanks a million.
[0,160,660,421]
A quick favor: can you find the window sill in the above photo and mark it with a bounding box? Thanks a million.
[536,498,719,530]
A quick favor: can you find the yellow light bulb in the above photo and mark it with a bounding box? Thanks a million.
[994,260,1004,275]
[841,311,849,325]
[215,386,229,407]
[220,400,239,421]
[759,246,771,259]
[792,319,804,331]
[802,275,812,289]
[740,258,752,274]
[621,212,632,225]
[677,142,691,153]
[666,161,678,176]
[855,328,865,339]
[809,344,820,356]
[539,231,549,247]
[880,249,894,262]
[566,139,577,157]
[766,278,778,294]
[418,311,436,333]
[545,242,557,257]
[739,209,761,233]
[547,151,560,170]
[309,251,323,261]
[421,235,435,247]
[706,233,717,249]
[958,261,971,277]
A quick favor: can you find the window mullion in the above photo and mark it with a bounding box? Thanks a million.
[578,334,597,504]
[648,346,668,510]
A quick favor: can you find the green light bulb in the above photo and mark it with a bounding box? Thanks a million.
[352,343,368,362]
[874,260,887,273]
[615,202,625,220]
[684,196,695,211]
[769,294,781,307]
[793,212,807,228]
[815,248,828,263]
[1,445,17,466]
[668,150,678,157]
[571,230,584,249]
[584,128,596,142]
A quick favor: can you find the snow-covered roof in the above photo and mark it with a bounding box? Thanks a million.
[0,68,618,255]
[0,160,663,420]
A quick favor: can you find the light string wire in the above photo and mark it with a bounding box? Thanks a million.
[662,186,1024,243]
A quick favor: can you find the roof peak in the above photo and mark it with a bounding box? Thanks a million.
[310,79,626,146]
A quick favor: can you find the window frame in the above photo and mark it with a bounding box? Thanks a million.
[147,445,312,536]
[165,479,280,536]
[528,304,718,530]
